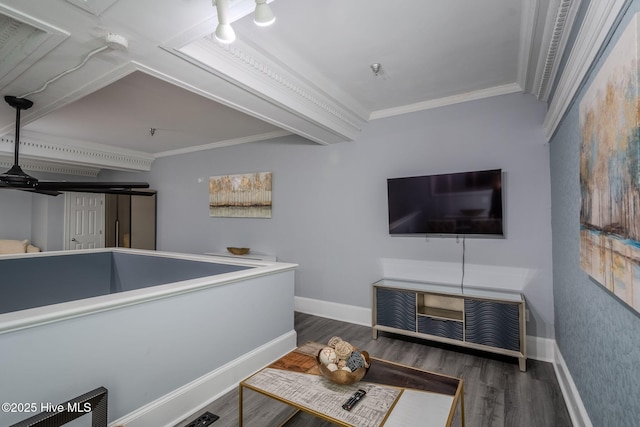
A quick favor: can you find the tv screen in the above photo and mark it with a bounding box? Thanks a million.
[387,169,504,237]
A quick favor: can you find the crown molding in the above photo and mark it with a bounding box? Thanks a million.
[533,0,583,101]
[369,83,523,120]
[0,132,154,172]
[543,0,628,139]
[517,0,540,91]
[0,154,99,177]
[154,129,291,158]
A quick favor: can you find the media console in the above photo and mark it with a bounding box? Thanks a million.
[372,279,527,371]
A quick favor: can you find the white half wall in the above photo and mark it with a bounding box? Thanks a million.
[110,331,296,427]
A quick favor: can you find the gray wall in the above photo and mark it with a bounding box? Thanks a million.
[549,3,640,426]
[0,251,250,314]
[110,252,248,292]
[0,252,112,314]
[111,92,554,338]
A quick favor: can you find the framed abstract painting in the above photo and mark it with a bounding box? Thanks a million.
[579,13,640,314]
[209,172,272,218]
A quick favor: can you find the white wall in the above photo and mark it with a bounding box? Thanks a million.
[134,92,554,338]
[31,194,66,251]
[0,191,32,240]
[0,172,81,250]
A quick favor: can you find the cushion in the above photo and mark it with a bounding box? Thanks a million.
[0,239,29,254]
[26,244,41,253]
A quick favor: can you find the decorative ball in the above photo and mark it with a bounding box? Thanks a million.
[346,350,367,371]
[334,340,354,359]
[328,336,343,348]
[319,347,338,365]
[337,359,347,369]
[341,366,352,372]
[326,363,338,372]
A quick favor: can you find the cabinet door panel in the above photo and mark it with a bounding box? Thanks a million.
[417,317,463,341]
[464,300,520,351]
[376,288,416,331]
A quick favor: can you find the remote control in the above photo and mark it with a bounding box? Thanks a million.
[342,389,366,411]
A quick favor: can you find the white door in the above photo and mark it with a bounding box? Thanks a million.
[64,192,105,250]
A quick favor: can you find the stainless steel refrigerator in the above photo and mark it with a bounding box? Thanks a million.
[105,193,156,250]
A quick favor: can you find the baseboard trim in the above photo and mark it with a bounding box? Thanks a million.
[109,330,297,427]
[526,335,555,363]
[295,296,371,326]
[553,344,593,427]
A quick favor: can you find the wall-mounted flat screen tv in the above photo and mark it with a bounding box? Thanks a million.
[387,169,504,237]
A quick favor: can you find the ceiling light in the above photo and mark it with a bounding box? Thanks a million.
[254,0,275,26]
[213,0,236,43]
[215,23,236,43]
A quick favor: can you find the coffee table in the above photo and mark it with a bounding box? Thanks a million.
[239,342,465,427]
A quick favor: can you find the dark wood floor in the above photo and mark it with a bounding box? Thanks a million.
[174,312,572,427]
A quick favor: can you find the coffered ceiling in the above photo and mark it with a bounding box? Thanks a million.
[0,0,579,173]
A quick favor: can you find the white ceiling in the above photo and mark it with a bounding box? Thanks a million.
[0,0,566,171]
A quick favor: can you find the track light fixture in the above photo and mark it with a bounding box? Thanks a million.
[215,22,236,44]
[213,0,235,43]
[213,0,275,44]
[254,0,276,26]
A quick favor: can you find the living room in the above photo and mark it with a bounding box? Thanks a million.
[1,1,639,427]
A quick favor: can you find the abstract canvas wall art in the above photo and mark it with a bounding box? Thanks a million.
[209,172,272,218]
[579,14,640,314]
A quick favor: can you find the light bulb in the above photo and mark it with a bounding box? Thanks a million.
[254,0,275,27]
[215,23,236,43]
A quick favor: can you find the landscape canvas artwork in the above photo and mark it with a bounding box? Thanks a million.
[579,14,640,314]
[209,172,272,218]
